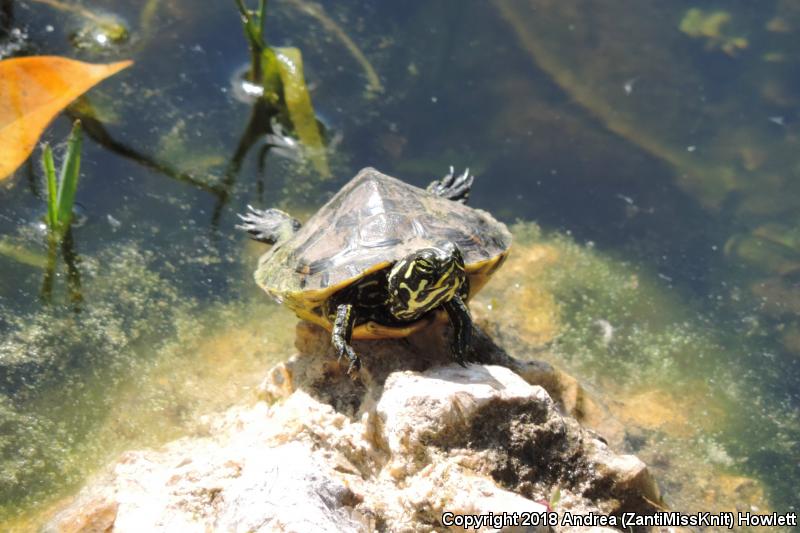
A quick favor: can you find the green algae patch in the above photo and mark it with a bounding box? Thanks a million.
[0,241,296,527]
[679,8,748,56]
[97,298,297,446]
[478,224,734,392]
[0,243,192,520]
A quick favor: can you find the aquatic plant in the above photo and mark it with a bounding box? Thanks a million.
[42,121,82,238]
[39,121,84,305]
[548,485,561,510]
[233,0,329,176]
[0,235,300,525]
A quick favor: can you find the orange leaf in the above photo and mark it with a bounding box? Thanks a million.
[0,56,132,181]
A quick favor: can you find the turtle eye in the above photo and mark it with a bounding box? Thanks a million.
[415,259,433,272]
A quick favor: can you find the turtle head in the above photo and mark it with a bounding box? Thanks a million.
[387,242,467,321]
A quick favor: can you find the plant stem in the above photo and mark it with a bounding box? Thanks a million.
[256,0,267,37]
[234,0,265,83]
[40,234,57,303]
[61,228,83,309]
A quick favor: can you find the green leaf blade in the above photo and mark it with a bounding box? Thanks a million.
[55,120,83,231]
[42,144,58,230]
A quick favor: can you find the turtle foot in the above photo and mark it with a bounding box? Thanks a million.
[427,166,474,204]
[336,345,361,377]
[236,206,300,245]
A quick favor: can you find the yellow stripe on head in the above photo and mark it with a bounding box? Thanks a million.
[388,244,467,320]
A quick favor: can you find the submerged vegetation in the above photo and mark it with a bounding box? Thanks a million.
[0,243,190,515]
[0,241,295,521]
[233,0,329,177]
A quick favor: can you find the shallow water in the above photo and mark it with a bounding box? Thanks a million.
[1,0,799,527]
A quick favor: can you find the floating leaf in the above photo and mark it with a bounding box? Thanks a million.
[0,56,132,181]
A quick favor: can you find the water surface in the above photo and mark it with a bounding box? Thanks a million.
[1,0,799,527]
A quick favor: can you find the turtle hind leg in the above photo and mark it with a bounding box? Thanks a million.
[427,166,474,204]
[236,206,301,245]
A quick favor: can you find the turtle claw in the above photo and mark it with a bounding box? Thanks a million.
[427,167,474,204]
[336,346,361,376]
[236,206,300,245]
[346,356,361,376]
[440,166,456,188]
[452,335,469,368]
[235,205,261,227]
[236,206,271,242]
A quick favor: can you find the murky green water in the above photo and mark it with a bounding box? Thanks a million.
[1,0,799,527]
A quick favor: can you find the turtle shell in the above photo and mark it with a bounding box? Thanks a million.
[255,167,511,335]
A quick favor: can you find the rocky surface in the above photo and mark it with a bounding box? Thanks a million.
[46,322,666,532]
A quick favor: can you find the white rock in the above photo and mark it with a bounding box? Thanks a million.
[377,365,552,459]
[48,355,667,533]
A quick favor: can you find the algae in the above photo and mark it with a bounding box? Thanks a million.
[0,237,297,526]
[679,8,748,56]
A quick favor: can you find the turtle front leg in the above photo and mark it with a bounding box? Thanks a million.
[427,166,474,204]
[443,296,472,367]
[333,303,360,375]
[236,206,301,245]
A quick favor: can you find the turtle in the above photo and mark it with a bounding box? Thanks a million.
[237,167,511,374]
